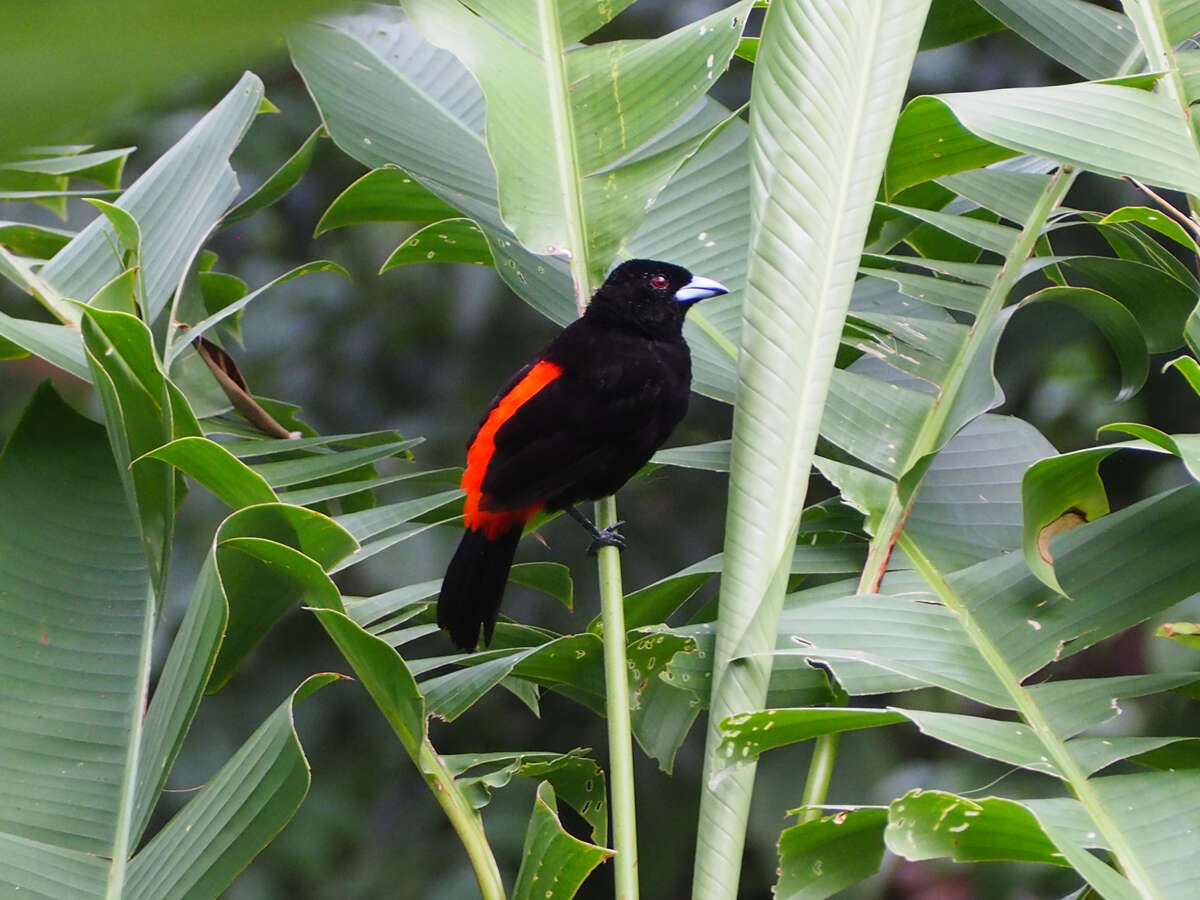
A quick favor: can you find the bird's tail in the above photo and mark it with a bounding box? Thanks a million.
[437,525,522,650]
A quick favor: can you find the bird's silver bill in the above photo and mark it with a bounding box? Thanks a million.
[674,275,728,303]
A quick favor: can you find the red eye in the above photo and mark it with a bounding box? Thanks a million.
[650,274,669,290]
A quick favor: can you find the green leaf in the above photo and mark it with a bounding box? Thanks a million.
[142,436,277,508]
[1157,622,1200,651]
[82,196,141,263]
[307,609,425,756]
[130,556,227,842]
[0,309,89,378]
[903,414,1056,570]
[1061,256,1194,354]
[717,708,907,767]
[167,260,350,363]
[88,267,141,315]
[0,146,133,187]
[1100,205,1200,254]
[0,384,152,856]
[403,0,752,289]
[80,307,200,600]
[974,0,1137,79]
[41,72,264,323]
[774,808,888,900]
[332,488,461,544]
[937,82,1200,195]
[512,782,612,900]
[0,220,75,257]
[1021,286,1150,400]
[421,634,606,721]
[314,167,459,235]
[937,162,1053,224]
[380,217,494,271]
[440,749,607,844]
[821,368,935,478]
[221,126,323,228]
[1026,673,1200,738]
[1020,439,1178,591]
[509,562,574,611]
[887,80,1200,196]
[885,790,1065,865]
[856,267,986,315]
[307,606,506,896]
[1097,423,1200,483]
[289,8,575,323]
[696,3,932,898]
[881,201,1020,255]
[651,439,732,472]
[124,674,337,900]
[207,505,358,691]
[886,96,1018,197]
[1164,354,1200,397]
[919,0,1003,50]
[248,437,418,489]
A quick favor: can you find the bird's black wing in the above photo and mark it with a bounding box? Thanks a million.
[478,353,681,511]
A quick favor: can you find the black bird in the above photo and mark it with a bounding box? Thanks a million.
[437,259,728,650]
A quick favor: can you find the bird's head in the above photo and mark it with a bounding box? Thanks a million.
[586,259,728,338]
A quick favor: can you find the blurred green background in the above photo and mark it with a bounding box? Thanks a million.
[3,1,1198,897]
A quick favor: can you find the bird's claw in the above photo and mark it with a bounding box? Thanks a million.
[587,521,626,555]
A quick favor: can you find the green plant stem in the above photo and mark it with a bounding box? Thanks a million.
[594,494,639,900]
[419,741,507,900]
[898,533,1156,898]
[798,733,839,824]
[535,0,593,312]
[857,166,1076,592]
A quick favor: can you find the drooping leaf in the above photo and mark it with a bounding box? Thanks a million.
[512,783,612,900]
[380,217,493,271]
[774,808,888,900]
[314,166,459,235]
[220,126,324,228]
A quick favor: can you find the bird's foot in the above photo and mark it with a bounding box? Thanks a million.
[564,505,627,554]
[586,521,626,555]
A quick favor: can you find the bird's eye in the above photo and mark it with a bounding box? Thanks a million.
[650,274,669,290]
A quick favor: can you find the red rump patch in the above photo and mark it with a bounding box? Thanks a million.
[462,360,562,539]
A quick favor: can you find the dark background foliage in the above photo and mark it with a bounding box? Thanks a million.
[1,2,1195,897]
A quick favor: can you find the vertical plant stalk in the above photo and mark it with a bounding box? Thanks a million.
[535,0,593,313]
[595,494,639,899]
[856,168,1075,594]
[693,3,929,897]
[419,743,507,900]
[529,4,639,891]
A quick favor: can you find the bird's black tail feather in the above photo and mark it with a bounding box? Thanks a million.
[437,526,522,650]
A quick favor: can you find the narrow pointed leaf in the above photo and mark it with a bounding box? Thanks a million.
[124,674,337,899]
[696,3,931,897]
[41,72,263,321]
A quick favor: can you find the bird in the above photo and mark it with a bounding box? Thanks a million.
[437,258,728,651]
